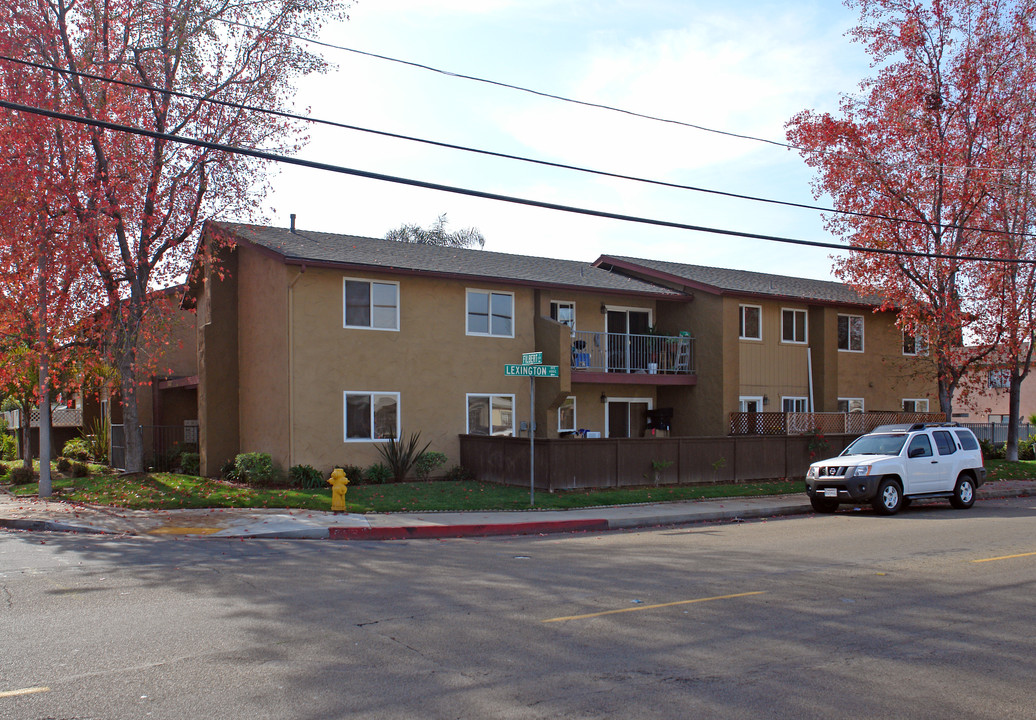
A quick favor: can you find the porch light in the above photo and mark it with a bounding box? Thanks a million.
[600,393,607,403]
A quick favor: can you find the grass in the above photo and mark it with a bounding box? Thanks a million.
[5,460,1032,513]
[1,463,803,513]
[986,459,1036,481]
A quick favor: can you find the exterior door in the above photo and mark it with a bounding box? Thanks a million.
[606,399,651,438]
[606,309,651,372]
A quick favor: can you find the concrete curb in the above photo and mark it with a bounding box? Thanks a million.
[0,518,111,534]
[329,518,610,540]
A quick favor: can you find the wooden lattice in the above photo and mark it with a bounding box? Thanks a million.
[729,411,947,436]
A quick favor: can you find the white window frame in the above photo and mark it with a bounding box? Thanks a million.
[550,300,576,330]
[902,398,930,413]
[837,314,864,353]
[343,278,399,331]
[902,330,928,356]
[739,396,764,412]
[781,396,809,412]
[466,289,515,338]
[739,304,762,341]
[838,398,864,414]
[603,397,652,439]
[781,308,807,344]
[343,391,400,442]
[558,396,576,433]
[988,369,1010,389]
[465,393,516,436]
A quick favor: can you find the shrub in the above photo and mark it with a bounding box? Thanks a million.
[0,431,16,461]
[443,465,474,482]
[82,419,110,464]
[71,462,91,478]
[364,462,392,485]
[233,452,275,486]
[375,431,431,482]
[979,438,1006,460]
[1019,436,1036,462]
[336,464,366,485]
[220,457,238,481]
[181,452,200,476]
[414,451,448,481]
[62,437,91,461]
[56,457,72,473]
[9,466,36,485]
[289,464,324,489]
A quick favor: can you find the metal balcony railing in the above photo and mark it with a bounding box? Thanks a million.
[569,331,695,375]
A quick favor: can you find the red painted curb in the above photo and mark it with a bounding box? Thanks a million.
[329,519,609,540]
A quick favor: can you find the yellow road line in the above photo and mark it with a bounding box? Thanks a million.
[542,591,766,623]
[972,551,1036,563]
[0,687,50,698]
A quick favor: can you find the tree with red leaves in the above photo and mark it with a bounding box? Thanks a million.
[787,0,1036,419]
[0,0,350,471]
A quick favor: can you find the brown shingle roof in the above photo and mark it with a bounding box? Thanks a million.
[596,255,881,307]
[215,222,683,297]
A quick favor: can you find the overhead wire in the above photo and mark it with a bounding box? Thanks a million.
[1,95,1033,265]
[0,53,1030,241]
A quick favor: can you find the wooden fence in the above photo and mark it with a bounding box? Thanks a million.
[459,432,856,492]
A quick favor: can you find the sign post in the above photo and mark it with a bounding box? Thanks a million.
[506,352,560,506]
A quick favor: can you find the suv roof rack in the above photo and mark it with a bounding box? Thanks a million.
[871,422,959,433]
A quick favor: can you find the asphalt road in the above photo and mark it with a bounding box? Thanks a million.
[2,496,1036,720]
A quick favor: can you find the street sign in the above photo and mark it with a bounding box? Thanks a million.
[505,364,559,377]
[522,351,543,365]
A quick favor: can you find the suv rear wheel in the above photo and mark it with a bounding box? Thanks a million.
[872,478,903,515]
[950,474,976,509]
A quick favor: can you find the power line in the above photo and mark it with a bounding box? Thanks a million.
[1,96,1032,266]
[1,54,1030,241]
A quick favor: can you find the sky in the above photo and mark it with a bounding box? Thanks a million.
[260,0,875,282]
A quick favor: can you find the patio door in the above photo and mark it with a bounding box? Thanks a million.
[606,399,651,438]
[606,309,650,372]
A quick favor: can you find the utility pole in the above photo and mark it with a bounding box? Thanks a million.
[37,234,51,498]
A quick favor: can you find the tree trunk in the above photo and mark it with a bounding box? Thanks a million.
[119,352,144,473]
[1006,370,1023,462]
[937,375,954,422]
[19,403,31,471]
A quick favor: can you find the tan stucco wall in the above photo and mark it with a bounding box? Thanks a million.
[198,245,240,476]
[834,309,935,412]
[738,298,812,407]
[236,247,290,465]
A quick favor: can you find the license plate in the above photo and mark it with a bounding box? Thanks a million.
[824,488,838,498]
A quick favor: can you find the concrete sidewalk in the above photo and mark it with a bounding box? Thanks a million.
[2,480,1034,540]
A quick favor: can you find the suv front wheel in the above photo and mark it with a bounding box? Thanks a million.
[950,474,976,509]
[872,478,903,515]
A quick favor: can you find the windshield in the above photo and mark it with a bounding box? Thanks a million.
[841,433,907,457]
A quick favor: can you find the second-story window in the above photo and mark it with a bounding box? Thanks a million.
[550,301,575,329]
[988,369,1010,389]
[782,308,807,344]
[739,304,761,340]
[344,279,399,330]
[467,290,514,337]
[837,314,864,352]
[902,331,929,356]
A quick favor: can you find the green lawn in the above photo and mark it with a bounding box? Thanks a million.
[3,466,802,512]
[986,459,1036,481]
[4,460,1032,513]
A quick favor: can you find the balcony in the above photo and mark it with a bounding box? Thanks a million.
[569,330,695,385]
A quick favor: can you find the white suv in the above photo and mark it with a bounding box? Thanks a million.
[805,423,986,515]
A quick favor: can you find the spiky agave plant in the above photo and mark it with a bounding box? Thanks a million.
[376,431,432,482]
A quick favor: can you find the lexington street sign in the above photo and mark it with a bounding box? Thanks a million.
[505,363,559,378]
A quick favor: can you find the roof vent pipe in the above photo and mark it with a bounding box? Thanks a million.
[290,214,297,233]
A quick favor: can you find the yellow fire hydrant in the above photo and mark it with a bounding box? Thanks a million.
[328,467,349,514]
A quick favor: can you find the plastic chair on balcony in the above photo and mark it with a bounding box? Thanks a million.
[571,339,590,369]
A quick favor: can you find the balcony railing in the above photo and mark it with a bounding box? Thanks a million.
[569,330,695,375]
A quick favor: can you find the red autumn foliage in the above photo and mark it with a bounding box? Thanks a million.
[0,0,350,470]
[787,0,1036,419]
